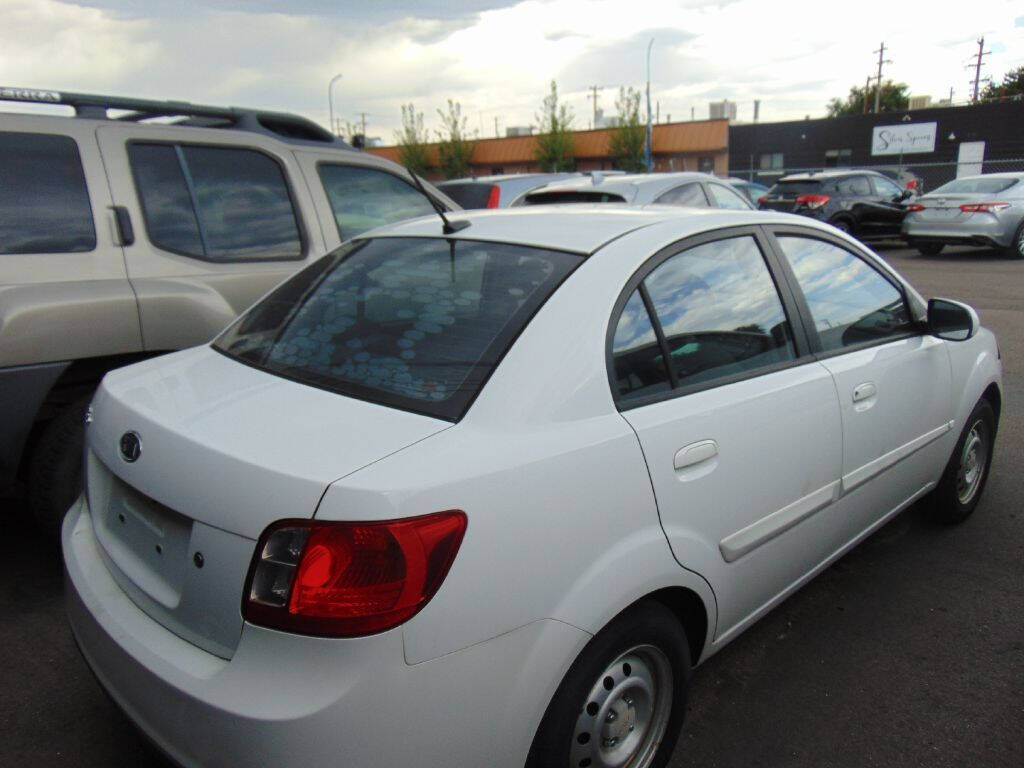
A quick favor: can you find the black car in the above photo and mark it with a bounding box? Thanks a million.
[759,170,913,240]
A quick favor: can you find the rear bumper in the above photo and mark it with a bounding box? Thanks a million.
[902,217,1013,248]
[64,496,588,768]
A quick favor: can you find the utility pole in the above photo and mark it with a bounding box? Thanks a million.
[494,116,500,138]
[588,85,602,129]
[968,37,991,103]
[863,75,871,114]
[358,112,368,138]
[872,42,892,113]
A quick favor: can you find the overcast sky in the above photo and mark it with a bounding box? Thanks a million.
[3,0,1023,143]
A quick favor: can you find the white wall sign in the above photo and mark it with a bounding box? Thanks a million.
[956,141,985,178]
[870,122,937,156]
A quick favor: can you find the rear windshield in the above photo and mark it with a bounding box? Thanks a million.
[769,180,823,197]
[213,237,581,421]
[929,177,1019,195]
[524,191,626,205]
[435,182,495,209]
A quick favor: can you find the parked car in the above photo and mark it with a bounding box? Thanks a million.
[0,86,456,533]
[437,172,581,208]
[902,172,1024,258]
[522,171,756,209]
[724,177,771,204]
[758,169,912,239]
[65,204,1000,768]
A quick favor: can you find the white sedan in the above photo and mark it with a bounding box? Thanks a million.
[64,206,1001,768]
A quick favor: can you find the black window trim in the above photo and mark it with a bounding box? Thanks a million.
[315,160,447,242]
[762,225,922,362]
[605,225,817,412]
[0,129,98,255]
[126,139,308,263]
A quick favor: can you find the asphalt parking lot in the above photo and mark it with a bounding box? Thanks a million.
[1,244,1021,768]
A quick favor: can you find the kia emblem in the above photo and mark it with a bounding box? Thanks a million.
[119,431,142,463]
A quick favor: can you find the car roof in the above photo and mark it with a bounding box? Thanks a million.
[524,172,721,203]
[356,205,832,255]
[778,169,884,182]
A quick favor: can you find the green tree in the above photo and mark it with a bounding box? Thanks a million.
[827,80,910,117]
[982,66,1024,100]
[608,86,646,172]
[394,103,430,176]
[534,80,575,172]
[435,99,474,179]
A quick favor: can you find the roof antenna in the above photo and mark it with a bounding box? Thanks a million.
[406,168,470,234]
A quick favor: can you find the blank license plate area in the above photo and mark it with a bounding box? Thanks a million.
[94,465,193,609]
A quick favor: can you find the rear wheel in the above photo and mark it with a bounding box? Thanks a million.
[526,602,689,768]
[828,217,852,235]
[916,242,945,257]
[1007,222,1024,260]
[29,396,91,539]
[927,399,996,524]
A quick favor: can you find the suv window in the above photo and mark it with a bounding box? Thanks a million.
[318,165,437,240]
[654,183,709,207]
[214,237,581,421]
[835,176,872,196]
[612,291,671,401]
[706,183,752,210]
[871,176,903,197]
[128,143,302,262]
[776,236,913,352]
[638,235,796,390]
[0,132,95,254]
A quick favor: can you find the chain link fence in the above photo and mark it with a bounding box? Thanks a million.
[733,158,1024,195]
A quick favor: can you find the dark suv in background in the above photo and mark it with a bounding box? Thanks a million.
[759,169,913,240]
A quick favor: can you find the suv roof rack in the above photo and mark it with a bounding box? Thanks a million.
[0,86,350,148]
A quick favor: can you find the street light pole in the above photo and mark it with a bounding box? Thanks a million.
[328,73,343,136]
[645,38,654,172]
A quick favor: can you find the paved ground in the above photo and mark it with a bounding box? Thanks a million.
[1,244,1021,767]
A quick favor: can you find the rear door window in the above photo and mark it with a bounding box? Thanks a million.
[214,237,581,420]
[836,176,872,196]
[0,131,95,254]
[318,165,437,239]
[128,143,302,262]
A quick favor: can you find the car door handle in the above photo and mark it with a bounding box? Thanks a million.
[674,440,718,470]
[852,382,877,402]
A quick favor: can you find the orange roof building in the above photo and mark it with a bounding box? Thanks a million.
[368,118,729,179]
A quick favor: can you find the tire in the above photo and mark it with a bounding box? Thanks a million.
[1007,221,1024,260]
[927,399,996,524]
[526,602,690,768]
[828,217,852,235]
[29,396,91,539]
[916,242,945,257]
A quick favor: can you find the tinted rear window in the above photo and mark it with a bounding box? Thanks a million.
[930,177,1019,195]
[772,180,823,197]
[0,132,95,254]
[435,182,495,209]
[214,237,581,420]
[524,191,626,205]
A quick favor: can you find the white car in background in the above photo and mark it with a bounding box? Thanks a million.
[521,171,755,210]
[64,206,1001,768]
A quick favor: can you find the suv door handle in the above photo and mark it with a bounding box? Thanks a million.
[852,382,877,402]
[110,205,135,246]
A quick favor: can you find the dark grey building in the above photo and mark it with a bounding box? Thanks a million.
[729,100,1024,192]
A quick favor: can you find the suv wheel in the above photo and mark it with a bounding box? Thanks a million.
[29,396,91,539]
[828,217,852,235]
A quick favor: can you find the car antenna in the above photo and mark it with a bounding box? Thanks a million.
[406,168,470,235]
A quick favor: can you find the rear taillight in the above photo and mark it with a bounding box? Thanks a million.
[486,185,501,208]
[795,194,830,210]
[905,203,926,212]
[244,511,467,637]
[757,196,768,205]
[959,202,1010,213]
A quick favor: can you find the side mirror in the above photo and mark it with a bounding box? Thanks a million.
[898,189,914,202]
[928,298,978,341]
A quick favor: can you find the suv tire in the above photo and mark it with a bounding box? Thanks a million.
[29,396,91,539]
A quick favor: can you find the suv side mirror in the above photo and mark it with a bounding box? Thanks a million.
[928,298,978,341]
[898,189,914,202]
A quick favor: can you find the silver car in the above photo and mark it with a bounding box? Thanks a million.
[522,171,755,210]
[902,172,1024,258]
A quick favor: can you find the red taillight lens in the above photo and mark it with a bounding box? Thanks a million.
[959,202,1010,213]
[795,194,830,210]
[906,179,918,190]
[905,203,926,212]
[757,196,768,205]
[486,185,501,208]
[244,511,467,637]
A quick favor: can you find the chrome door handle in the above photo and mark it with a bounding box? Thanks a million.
[852,382,877,403]
[674,440,718,470]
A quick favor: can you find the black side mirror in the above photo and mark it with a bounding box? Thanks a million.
[898,189,914,202]
[928,298,978,341]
